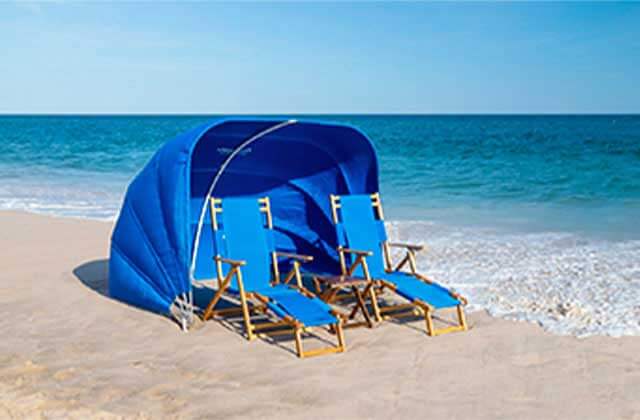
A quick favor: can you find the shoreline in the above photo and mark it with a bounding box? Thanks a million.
[1,210,640,418]
[0,209,640,339]
[0,207,117,223]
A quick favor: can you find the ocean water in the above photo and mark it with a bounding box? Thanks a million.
[1,115,639,336]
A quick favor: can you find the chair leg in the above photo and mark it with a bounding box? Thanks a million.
[291,321,346,358]
[336,321,346,352]
[294,326,304,358]
[457,304,468,331]
[239,292,255,341]
[366,283,382,322]
[424,304,468,336]
[351,287,373,328]
[424,307,435,336]
[382,298,468,337]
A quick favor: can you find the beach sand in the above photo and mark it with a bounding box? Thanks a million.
[1,211,639,419]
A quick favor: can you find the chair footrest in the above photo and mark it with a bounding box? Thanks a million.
[301,345,345,358]
[430,325,467,336]
[259,287,338,327]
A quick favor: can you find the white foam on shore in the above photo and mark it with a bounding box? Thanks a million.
[0,198,118,221]
[0,182,121,221]
[387,221,640,337]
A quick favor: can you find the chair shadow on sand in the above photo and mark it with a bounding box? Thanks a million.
[72,261,335,352]
[72,259,461,343]
[73,259,110,297]
[192,286,337,356]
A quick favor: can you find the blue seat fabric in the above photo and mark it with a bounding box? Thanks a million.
[384,272,460,309]
[338,194,460,309]
[216,197,337,326]
[257,285,337,327]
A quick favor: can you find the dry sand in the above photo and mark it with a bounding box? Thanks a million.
[1,211,639,419]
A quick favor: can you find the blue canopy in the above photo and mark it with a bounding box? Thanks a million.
[109,119,379,321]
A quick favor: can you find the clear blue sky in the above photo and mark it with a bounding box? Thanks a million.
[2,2,639,114]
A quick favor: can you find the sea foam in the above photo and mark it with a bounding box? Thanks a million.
[386,220,640,337]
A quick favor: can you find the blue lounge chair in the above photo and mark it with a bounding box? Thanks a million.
[330,193,468,336]
[202,196,345,358]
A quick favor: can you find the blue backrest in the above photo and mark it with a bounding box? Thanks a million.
[213,197,274,292]
[337,194,387,277]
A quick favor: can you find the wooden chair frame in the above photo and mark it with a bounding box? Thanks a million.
[202,196,345,358]
[312,275,377,329]
[330,193,468,336]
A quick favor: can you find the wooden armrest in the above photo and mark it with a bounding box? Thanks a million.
[297,286,316,298]
[339,247,373,257]
[274,252,314,263]
[388,242,425,251]
[451,291,469,305]
[214,256,247,266]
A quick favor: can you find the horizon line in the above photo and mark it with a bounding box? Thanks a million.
[1,112,639,117]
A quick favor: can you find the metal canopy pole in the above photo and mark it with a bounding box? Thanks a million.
[179,119,298,331]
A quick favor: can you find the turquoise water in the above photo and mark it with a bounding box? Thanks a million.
[1,115,638,238]
[338,115,640,240]
[2,115,640,336]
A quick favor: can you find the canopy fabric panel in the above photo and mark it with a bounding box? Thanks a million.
[110,119,379,315]
[110,123,210,313]
[191,121,379,281]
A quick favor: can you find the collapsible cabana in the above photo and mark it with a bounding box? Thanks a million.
[109,119,379,328]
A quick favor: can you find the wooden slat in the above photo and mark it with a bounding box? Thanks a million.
[372,192,385,220]
[209,197,219,230]
[329,194,340,224]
